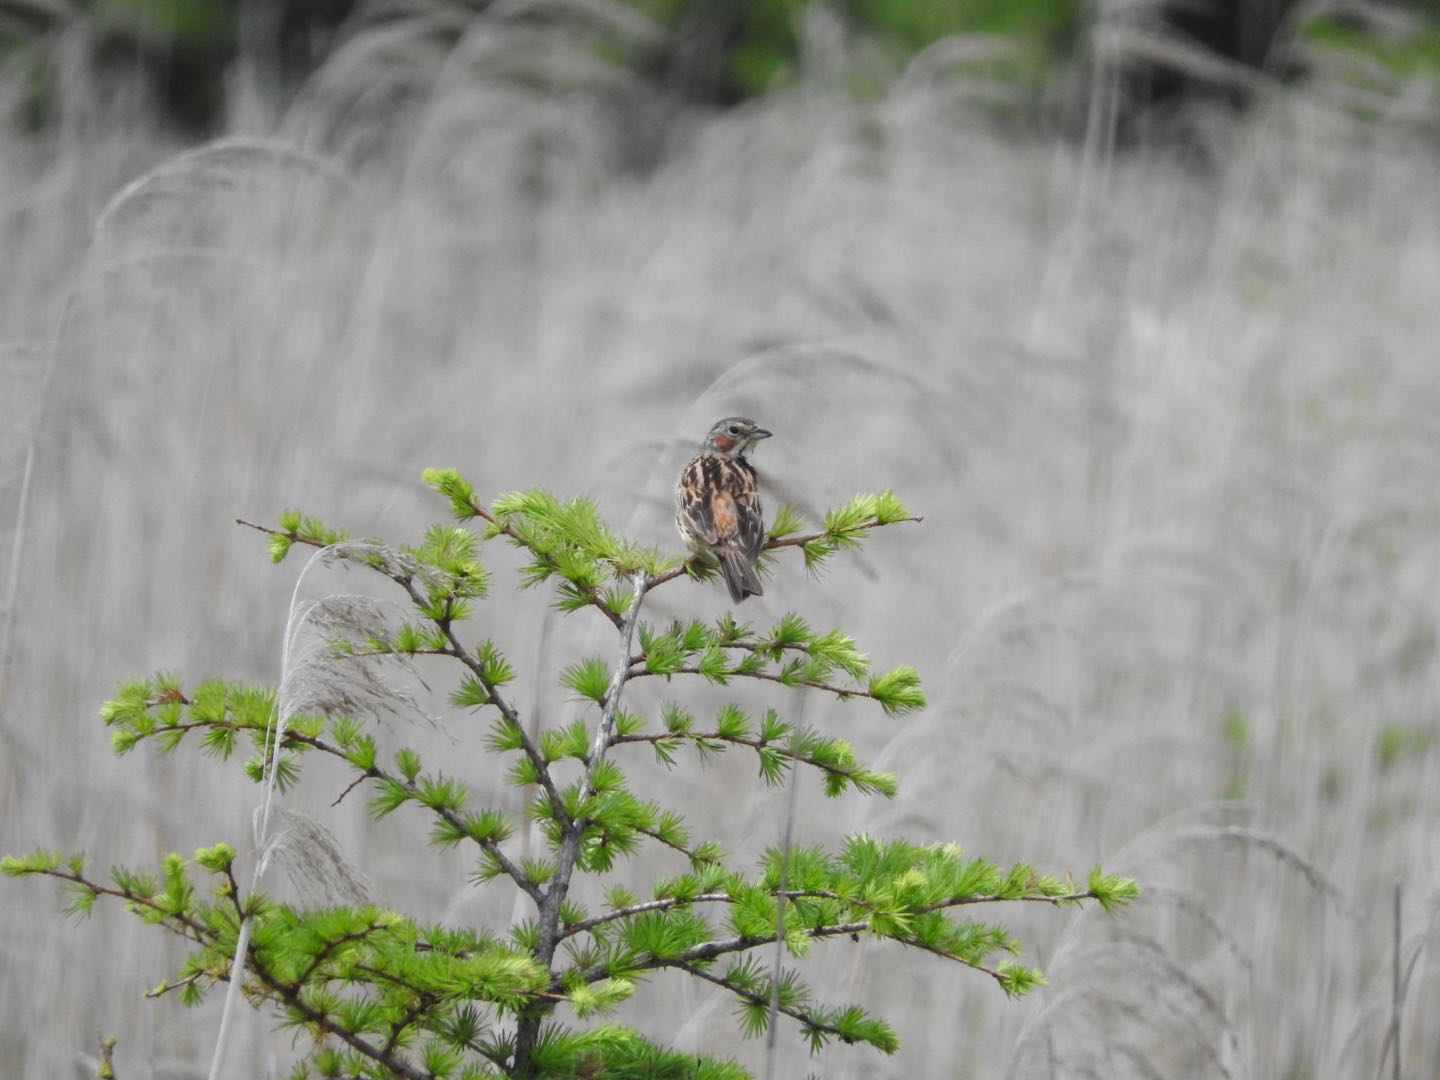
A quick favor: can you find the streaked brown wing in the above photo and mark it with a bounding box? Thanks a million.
[727,459,765,560]
[676,456,720,545]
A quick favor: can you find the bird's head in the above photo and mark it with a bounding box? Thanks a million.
[702,417,772,459]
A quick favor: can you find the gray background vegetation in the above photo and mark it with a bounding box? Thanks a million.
[3,0,1440,1076]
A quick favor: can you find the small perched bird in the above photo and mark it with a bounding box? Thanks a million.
[675,417,772,603]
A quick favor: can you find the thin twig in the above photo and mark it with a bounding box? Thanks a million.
[462,499,626,632]
[563,914,1027,994]
[612,729,879,786]
[560,893,736,939]
[631,822,717,864]
[27,868,210,942]
[396,579,565,821]
[559,885,1102,941]
[625,662,876,703]
[642,516,923,593]
[145,972,208,999]
[674,961,860,1046]
[648,923,1015,989]
[330,772,368,807]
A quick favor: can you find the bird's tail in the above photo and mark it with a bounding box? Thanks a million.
[719,550,763,604]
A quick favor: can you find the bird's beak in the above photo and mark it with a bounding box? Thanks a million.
[751,428,772,440]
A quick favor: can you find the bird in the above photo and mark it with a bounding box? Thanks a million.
[675,417,772,603]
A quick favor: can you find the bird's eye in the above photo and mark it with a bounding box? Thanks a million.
[726,425,741,436]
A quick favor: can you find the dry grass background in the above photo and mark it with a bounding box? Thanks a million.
[3,3,1440,1077]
